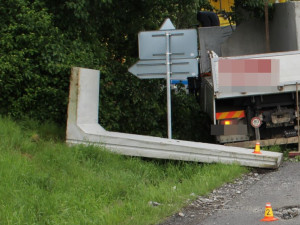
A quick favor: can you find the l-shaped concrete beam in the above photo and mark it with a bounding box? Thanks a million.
[66,67,283,168]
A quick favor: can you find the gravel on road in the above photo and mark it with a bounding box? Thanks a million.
[159,167,272,225]
[160,161,300,225]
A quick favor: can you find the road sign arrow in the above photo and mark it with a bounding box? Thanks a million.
[128,58,198,80]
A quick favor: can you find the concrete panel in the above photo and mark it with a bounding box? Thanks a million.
[221,2,300,57]
[66,67,283,169]
[221,20,266,57]
[270,2,298,52]
[198,26,233,73]
[295,2,300,49]
[77,68,101,125]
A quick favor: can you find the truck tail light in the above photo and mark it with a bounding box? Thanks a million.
[219,119,239,125]
[224,120,231,125]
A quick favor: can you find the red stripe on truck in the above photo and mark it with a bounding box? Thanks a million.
[216,110,245,120]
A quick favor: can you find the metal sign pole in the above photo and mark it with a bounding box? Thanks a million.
[166,32,172,139]
[251,117,262,147]
[296,82,300,152]
[255,127,260,141]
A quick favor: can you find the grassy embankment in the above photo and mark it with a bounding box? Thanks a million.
[0,117,248,225]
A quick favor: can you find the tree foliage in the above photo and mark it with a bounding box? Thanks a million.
[232,0,274,24]
[0,0,213,142]
[0,0,104,123]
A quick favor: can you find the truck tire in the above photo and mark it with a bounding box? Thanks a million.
[197,11,220,27]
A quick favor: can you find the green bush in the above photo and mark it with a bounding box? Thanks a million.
[0,0,104,123]
[0,0,213,142]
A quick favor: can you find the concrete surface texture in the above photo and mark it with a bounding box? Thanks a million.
[200,162,300,225]
[66,67,282,168]
[270,1,298,52]
[222,1,300,57]
[221,19,266,57]
[198,26,233,73]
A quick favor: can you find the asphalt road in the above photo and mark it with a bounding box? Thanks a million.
[200,162,300,225]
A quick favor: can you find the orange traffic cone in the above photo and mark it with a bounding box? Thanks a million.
[253,141,262,154]
[260,202,279,222]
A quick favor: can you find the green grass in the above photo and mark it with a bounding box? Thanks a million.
[0,116,248,225]
[262,144,296,159]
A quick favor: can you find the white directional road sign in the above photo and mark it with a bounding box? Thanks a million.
[138,29,198,60]
[128,58,198,80]
[128,18,199,139]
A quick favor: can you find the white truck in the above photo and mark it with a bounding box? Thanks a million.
[128,1,300,147]
[204,50,300,147]
[195,1,300,147]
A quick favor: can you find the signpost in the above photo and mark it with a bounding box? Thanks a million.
[166,32,172,138]
[128,18,198,139]
[251,117,262,141]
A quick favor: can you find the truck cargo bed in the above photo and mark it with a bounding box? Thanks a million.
[210,50,300,99]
